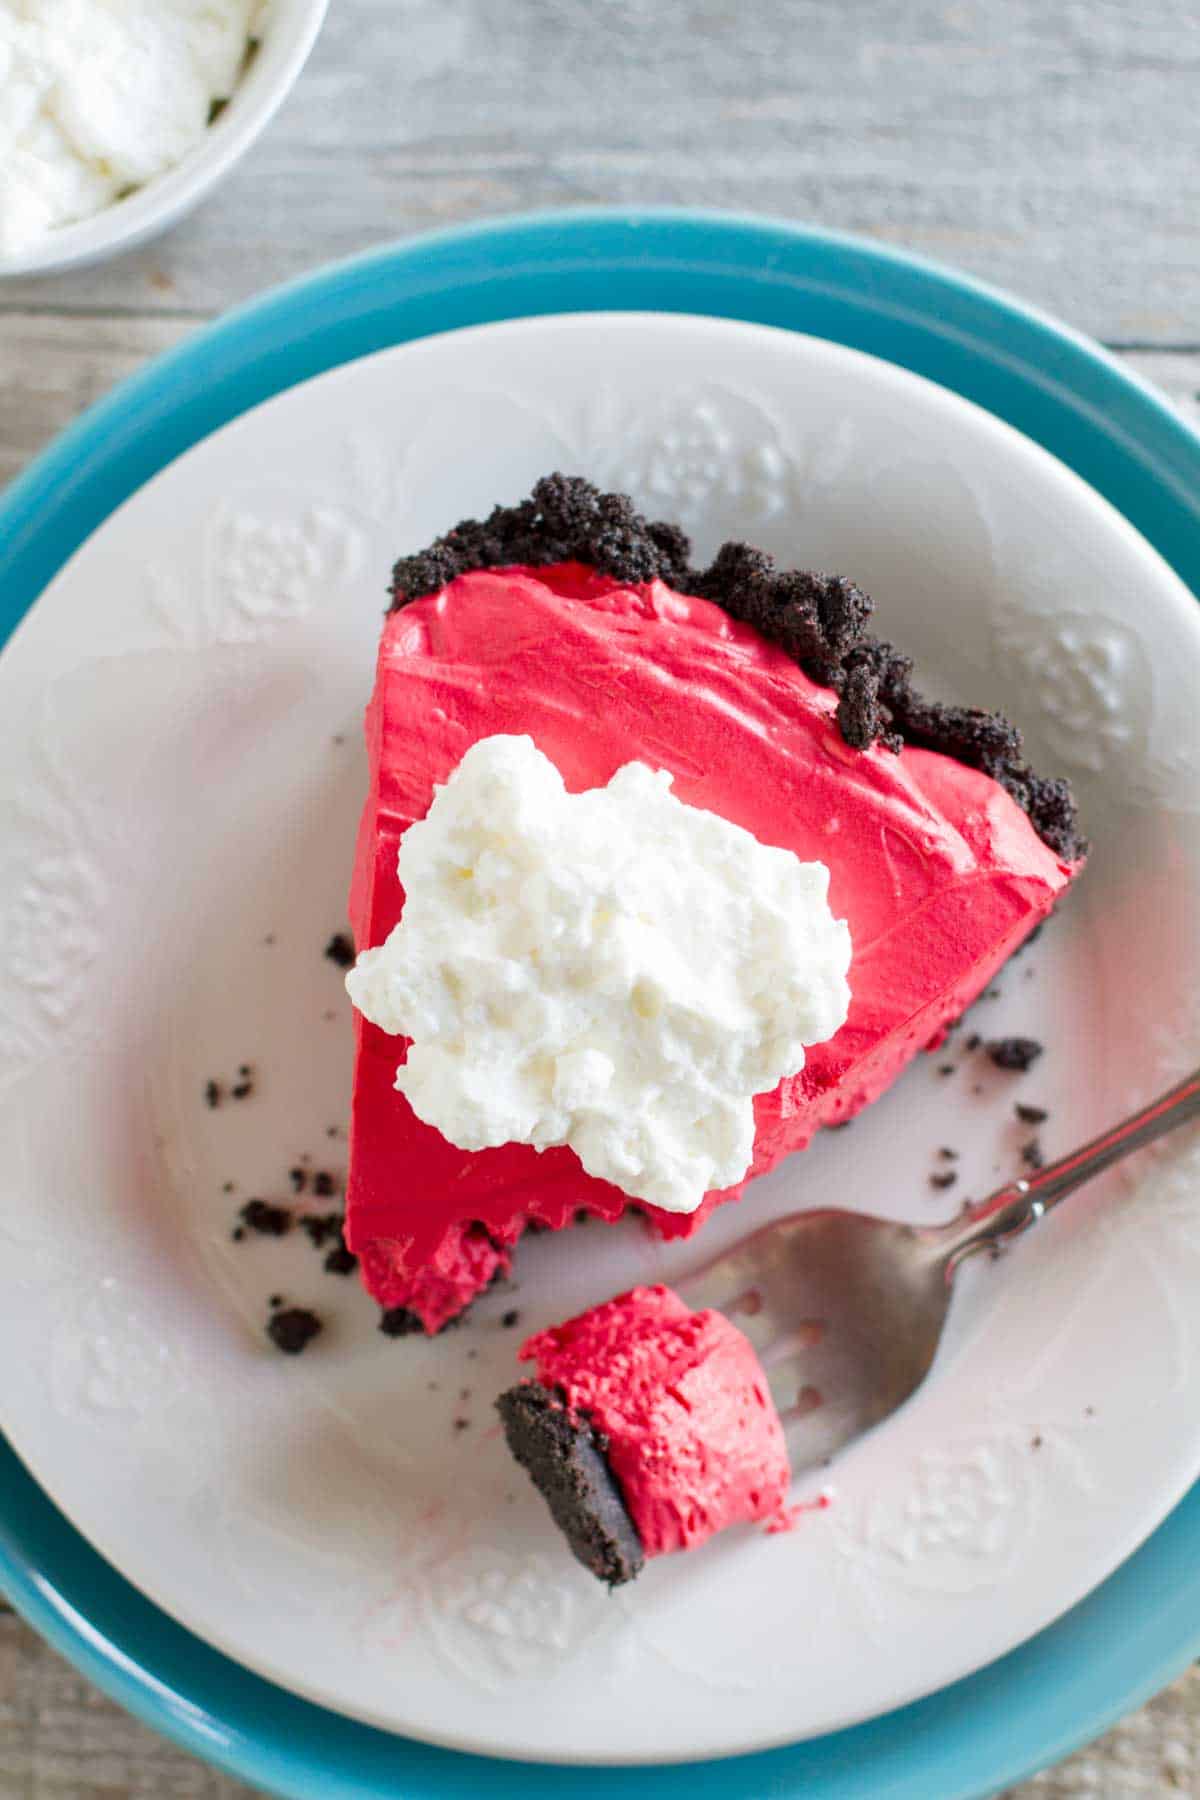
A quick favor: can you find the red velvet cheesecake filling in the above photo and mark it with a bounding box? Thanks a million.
[346,563,1080,1326]
[519,1285,790,1557]
[359,1222,510,1333]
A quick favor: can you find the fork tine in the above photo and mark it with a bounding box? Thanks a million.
[758,1320,825,1369]
[780,1384,823,1423]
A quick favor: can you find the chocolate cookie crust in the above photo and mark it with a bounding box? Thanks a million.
[390,475,1083,861]
[496,1379,645,1587]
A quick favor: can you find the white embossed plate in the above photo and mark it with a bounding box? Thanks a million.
[1,314,1198,1764]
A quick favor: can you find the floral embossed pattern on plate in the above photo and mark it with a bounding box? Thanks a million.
[0,315,1198,1764]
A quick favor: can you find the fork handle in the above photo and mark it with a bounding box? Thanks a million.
[936,1066,1200,1270]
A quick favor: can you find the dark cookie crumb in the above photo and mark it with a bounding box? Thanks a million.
[324,932,355,969]
[938,1147,959,1161]
[239,1198,292,1237]
[965,1033,982,1053]
[1021,1138,1046,1170]
[288,1167,307,1194]
[299,1212,343,1250]
[389,476,1084,859]
[231,1226,245,1242]
[324,1234,358,1276]
[988,1036,1044,1072]
[222,1180,235,1194]
[269,1293,283,1308]
[379,1306,427,1338]
[1016,1102,1049,1125]
[380,1296,471,1336]
[453,1417,470,1431]
[501,1309,521,1329]
[930,1170,958,1190]
[230,1067,255,1100]
[938,1063,955,1077]
[326,1125,340,1138]
[204,1079,222,1109]
[267,1307,322,1355]
[312,1170,337,1198]
[263,933,277,946]
[1031,1434,1044,1450]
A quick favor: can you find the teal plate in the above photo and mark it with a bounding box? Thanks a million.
[3,210,1199,1799]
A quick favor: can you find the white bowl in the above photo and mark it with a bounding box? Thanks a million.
[0,0,328,280]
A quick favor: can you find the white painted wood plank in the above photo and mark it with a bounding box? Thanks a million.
[0,313,197,492]
[0,0,1198,341]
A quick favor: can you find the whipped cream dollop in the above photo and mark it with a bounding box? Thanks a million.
[347,734,851,1214]
[0,0,262,257]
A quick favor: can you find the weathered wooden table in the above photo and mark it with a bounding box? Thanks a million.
[2,3,1198,1793]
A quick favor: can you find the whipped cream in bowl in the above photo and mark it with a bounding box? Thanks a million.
[0,0,327,275]
[347,732,852,1214]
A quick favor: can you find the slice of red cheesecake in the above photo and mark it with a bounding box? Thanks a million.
[345,477,1083,1331]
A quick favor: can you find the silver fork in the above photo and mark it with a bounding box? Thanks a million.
[675,1068,1200,1473]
